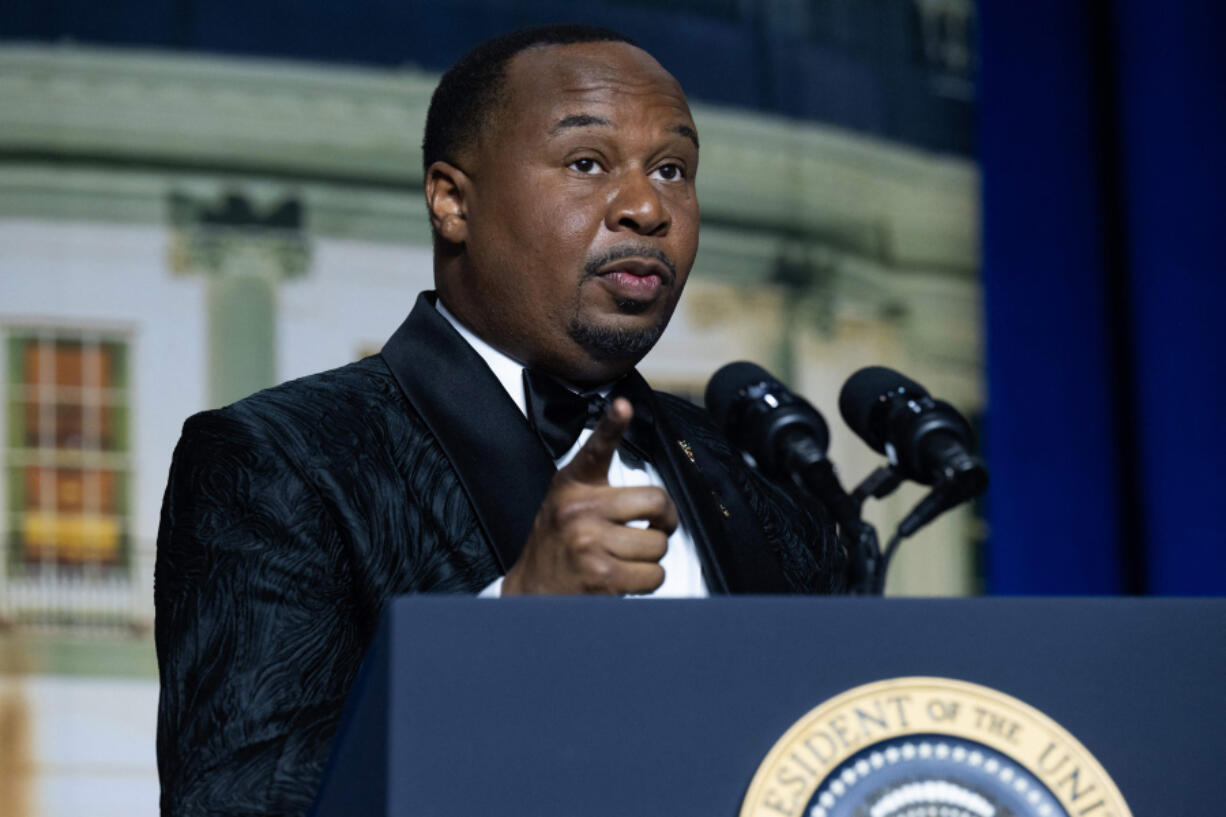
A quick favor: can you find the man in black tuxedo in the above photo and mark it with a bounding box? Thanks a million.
[155,24,843,817]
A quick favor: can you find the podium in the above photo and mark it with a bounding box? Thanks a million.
[312,597,1225,816]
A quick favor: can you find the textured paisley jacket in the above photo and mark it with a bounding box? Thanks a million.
[154,292,843,817]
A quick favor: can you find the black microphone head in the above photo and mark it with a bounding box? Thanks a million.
[838,366,928,452]
[705,361,775,431]
[705,361,829,474]
[839,365,982,489]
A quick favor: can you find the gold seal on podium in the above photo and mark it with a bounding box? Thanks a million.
[741,677,1132,817]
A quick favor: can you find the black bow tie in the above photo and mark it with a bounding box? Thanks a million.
[522,369,654,463]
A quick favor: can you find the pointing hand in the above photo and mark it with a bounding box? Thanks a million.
[502,398,678,595]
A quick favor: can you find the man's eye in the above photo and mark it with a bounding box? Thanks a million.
[568,158,602,174]
[652,163,686,181]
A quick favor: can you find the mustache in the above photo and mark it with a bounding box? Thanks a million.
[583,245,677,286]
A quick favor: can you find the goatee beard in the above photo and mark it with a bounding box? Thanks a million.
[567,315,667,361]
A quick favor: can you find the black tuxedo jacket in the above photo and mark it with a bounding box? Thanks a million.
[154,292,843,816]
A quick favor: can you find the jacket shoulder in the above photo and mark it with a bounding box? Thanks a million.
[183,355,401,439]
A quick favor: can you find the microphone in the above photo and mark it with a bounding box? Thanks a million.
[838,366,987,536]
[705,362,828,477]
[706,361,876,592]
[705,362,857,526]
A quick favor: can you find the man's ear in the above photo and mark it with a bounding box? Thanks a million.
[425,161,470,245]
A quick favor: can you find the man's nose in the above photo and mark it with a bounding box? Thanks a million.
[605,171,669,236]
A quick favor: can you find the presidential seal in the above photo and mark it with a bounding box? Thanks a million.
[740,677,1131,817]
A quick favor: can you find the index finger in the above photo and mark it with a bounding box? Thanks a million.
[558,397,632,485]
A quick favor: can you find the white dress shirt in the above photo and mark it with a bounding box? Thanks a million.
[434,301,709,598]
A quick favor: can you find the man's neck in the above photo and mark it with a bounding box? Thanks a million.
[434,298,617,402]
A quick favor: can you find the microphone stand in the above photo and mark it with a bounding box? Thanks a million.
[844,466,904,595]
[866,481,960,594]
[777,436,987,595]
[852,465,985,595]
[843,463,935,595]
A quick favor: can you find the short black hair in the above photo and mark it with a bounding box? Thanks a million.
[421,24,637,172]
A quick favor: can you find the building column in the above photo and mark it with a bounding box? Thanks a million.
[169,192,309,408]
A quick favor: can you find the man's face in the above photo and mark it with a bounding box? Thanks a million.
[436,41,700,386]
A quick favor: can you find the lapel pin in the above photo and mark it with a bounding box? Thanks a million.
[677,439,696,464]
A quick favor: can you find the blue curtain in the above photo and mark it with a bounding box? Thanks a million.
[979,0,1226,594]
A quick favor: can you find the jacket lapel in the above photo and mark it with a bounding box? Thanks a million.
[631,374,795,595]
[380,292,555,573]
